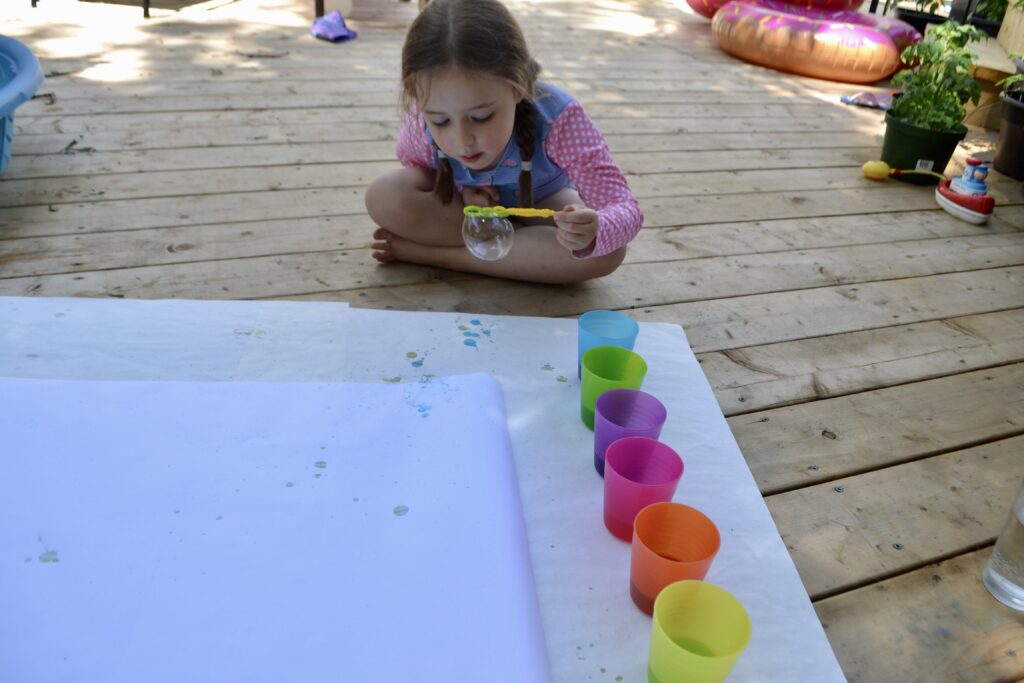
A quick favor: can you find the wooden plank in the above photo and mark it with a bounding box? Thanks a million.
[0,164,897,206]
[630,207,1024,261]
[639,267,1024,352]
[322,267,1024,349]
[701,309,1024,415]
[0,184,958,235]
[1,144,875,181]
[31,70,878,98]
[4,217,1021,290]
[10,127,880,156]
[767,436,1024,597]
[815,546,1024,683]
[730,363,1024,494]
[21,91,861,118]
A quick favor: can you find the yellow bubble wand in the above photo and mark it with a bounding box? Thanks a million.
[463,205,557,219]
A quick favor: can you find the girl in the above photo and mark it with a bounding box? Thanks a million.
[365,0,643,285]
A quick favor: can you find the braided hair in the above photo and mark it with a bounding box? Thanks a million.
[401,0,541,206]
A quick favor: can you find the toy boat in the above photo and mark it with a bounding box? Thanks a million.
[934,158,995,224]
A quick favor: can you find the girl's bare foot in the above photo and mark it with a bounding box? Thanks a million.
[371,227,397,263]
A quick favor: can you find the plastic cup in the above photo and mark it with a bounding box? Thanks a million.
[630,502,720,615]
[594,389,667,477]
[580,346,647,430]
[648,580,751,683]
[577,310,639,379]
[603,437,683,542]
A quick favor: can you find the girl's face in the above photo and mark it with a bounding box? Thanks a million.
[420,67,522,172]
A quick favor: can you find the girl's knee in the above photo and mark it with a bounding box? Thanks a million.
[365,172,401,226]
[562,248,626,284]
[364,168,430,228]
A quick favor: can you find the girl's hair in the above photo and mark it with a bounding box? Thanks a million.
[401,0,541,206]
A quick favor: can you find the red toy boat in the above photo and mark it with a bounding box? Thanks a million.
[934,158,995,224]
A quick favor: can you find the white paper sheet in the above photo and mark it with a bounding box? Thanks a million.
[0,297,846,682]
[0,374,548,683]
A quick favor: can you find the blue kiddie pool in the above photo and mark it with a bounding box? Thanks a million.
[0,35,44,176]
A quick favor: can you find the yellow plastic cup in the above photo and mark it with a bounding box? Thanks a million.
[580,346,647,430]
[648,581,751,683]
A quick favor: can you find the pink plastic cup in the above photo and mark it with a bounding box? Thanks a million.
[594,389,667,477]
[603,436,684,542]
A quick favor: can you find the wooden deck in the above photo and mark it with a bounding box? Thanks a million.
[3,0,1024,679]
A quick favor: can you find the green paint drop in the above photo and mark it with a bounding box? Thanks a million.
[458,325,469,331]
[393,505,409,516]
[616,677,624,682]
[315,460,327,469]
[383,376,402,383]
[406,352,418,359]
[600,668,606,674]
[286,482,294,488]
[556,375,568,382]
[542,363,553,371]
[39,551,59,563]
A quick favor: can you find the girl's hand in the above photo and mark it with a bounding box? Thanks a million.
[462,185,499,207]
[553,204,599,252]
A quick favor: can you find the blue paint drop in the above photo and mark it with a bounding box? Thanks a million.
[464,339,477,348]
[412,359,424,368]
[470,319,481,326]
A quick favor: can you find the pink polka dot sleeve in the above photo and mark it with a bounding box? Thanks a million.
[545,100,643,259]
[395,105,435,170]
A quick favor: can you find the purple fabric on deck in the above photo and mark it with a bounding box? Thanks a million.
[311,10,358,43]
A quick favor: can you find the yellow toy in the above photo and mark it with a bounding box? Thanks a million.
[861,160,945,181]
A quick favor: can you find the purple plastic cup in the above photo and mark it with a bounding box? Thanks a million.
[603,436,684,542]
[594,389,667,477]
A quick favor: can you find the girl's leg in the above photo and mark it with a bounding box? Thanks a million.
[370,186,628,285]
[373,225,625,284]
[364,167,465,247]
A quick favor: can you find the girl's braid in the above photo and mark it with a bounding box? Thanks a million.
[515,99,537,208]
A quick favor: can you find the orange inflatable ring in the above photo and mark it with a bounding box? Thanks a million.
[697,0,920,83]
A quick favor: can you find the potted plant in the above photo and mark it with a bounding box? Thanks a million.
[993,55,1024,178]
[881,21,986,184]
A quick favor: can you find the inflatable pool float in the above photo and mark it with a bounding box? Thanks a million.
[0,35,45,176]
[689,0,920,83]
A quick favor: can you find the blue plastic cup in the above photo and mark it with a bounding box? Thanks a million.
[577,310,639,379]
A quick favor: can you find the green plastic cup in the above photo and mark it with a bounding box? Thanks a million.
[580,346,647,430]
[648,581,752,683]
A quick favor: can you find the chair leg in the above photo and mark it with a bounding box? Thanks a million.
[143,0,150,18]
[315,0,324,17]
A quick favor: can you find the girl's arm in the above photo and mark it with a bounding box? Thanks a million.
[396,106,436,170]
[545,100,644,258]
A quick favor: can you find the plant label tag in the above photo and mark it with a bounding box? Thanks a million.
[915,159,935,172]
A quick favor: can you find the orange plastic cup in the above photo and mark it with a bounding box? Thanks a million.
[630,502,721,616]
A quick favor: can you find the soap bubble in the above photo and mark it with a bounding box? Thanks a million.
[462,215,514,261]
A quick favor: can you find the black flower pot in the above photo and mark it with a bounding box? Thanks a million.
[895,7,947,34]
[994,90,1024,180]
[968,13,1002,37]
[880,111,967,185]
